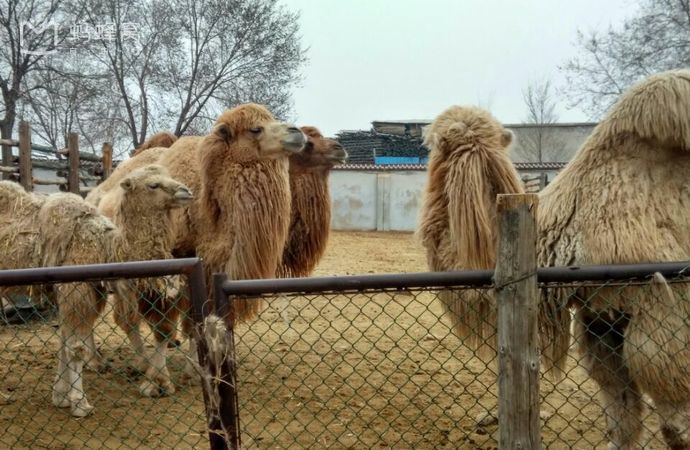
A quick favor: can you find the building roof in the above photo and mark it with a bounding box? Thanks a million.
[369,120,597,128]
[333,162,568,171]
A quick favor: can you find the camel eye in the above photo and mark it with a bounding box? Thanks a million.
[249,127,262,134]
[147,183,160,190]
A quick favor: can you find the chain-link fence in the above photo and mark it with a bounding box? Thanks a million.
[2,260,689,449]
[214,264,690,449]
[0,259,218,449]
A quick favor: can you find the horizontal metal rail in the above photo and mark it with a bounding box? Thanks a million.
[221,261,690,296]
[0,258,202,286]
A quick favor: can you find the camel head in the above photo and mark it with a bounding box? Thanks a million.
[288,126,348,174]
[131,131,178,157]
[204,103,307,164]
[423,106,512,158]
[119,164,193,210]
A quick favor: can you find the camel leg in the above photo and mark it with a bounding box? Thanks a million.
[140,339,175,397]
[654,400,690,450]
[138,292,177,397]
[62,332,94,417]
[112,287,147,374]
[576,307,645,449]
[52,283,101,417]
[51,336,70,408]
[83,332,106,372]
[182,337,200,382]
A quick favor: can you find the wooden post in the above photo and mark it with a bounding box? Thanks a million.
[67,133,80,194]
[101,142,113,181]
[197,272,241,450]
[539,172,547,190]
[495,193,540,449]
[18,121,32,191]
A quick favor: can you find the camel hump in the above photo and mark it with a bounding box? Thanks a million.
[605,69,690,150]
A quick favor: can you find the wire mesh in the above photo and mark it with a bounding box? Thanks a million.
[231,287,500,449]
[222,273,690,449]
[539,276,690,449]
[0,275,208,449]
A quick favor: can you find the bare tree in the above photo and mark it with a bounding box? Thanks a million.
[3,0,306,157]
[0,0,67,172]
[562,0,690,117]
[65,0,306,151]
[160,0,306,135]
[519,79,562,163]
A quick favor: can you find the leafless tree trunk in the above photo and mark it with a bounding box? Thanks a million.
[561,0,690,117]
[520,79,559,163]
[0,0,66,174]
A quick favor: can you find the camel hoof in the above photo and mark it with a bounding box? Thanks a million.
[51,391,70,409]
[70,400,94,417]
[475,411,498,427]
[85,359,111,373]
[125,366,145,379]
[139,379,175,398]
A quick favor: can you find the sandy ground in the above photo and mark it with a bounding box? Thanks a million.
[0,231,668,449]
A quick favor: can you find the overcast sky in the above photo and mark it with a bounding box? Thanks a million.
[282,0,635,136]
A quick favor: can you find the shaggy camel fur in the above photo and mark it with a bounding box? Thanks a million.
[0,166,192,416]
[156,104,306,305]
[0,190,117,416]
[130,131,177,156]
[277,126,347,278]
[538,70,690,448]
[104,164,193,398]
[125,104,305,378]
[418,106,524,353]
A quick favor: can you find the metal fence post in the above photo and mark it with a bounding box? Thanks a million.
[495,193,541,449]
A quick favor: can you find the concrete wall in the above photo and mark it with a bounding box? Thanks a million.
[508,123,595,163]
[330,170,427,231]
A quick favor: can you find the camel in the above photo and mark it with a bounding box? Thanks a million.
[537,69,690,449]
[418,105,525,353]
[130,131,178,156]
[0,189,118,417]
[92,104,305,379]
[104,165,193,397]
[0,165,192,417]
[277,126,348,278]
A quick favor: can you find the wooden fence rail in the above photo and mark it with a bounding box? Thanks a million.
[0,120,112,195]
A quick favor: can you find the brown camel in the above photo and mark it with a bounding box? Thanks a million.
[277,126,348,278]
[130,131,177,156]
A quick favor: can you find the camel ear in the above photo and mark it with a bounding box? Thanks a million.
[214,123,232,144]
[120,178,134,191]
[501,129,513,147]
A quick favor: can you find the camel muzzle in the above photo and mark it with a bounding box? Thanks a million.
[282,127,307,153]
[174,187,193,203]
[329,144,348,163]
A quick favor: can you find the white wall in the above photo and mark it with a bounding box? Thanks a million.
[330,171,379,230]
[330,170,427,231]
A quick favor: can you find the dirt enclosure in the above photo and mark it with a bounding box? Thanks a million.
[0,232,668,449]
